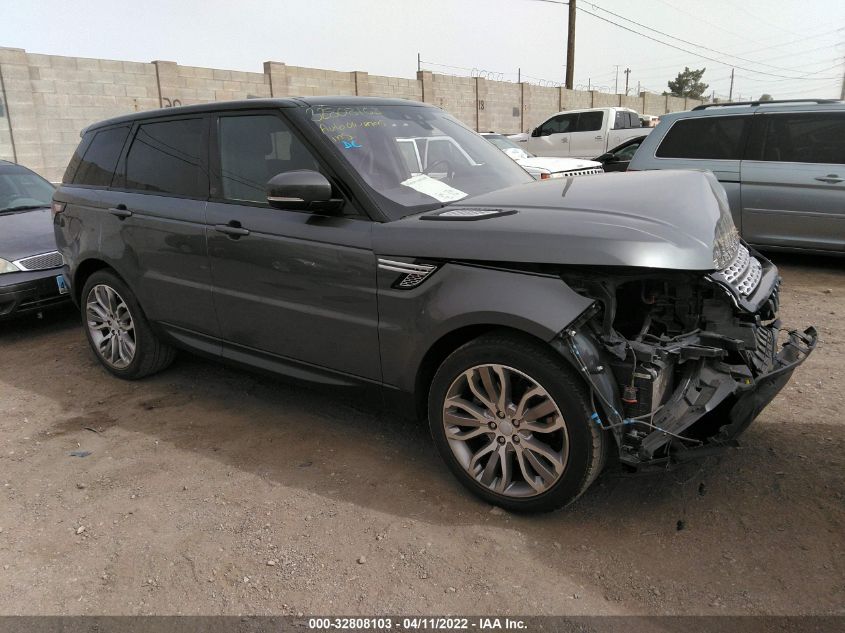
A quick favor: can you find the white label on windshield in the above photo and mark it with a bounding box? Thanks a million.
[401,174,468,203]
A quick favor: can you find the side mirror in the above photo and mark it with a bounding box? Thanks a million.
[530,127,541,138]
[266,170,342,213]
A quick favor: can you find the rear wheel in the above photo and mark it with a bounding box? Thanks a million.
[428,332,606,513]
[81,270,174,379]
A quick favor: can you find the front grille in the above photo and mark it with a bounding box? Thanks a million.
[715,244,762,297]
[14,251,63,271]
[565,168,604,177]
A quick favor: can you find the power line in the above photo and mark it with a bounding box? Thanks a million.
[582,2,838,78]
[575,5,841,81]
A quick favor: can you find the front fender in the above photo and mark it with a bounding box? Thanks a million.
[377,261,594,392]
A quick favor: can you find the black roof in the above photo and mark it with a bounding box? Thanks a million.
[83,96,428,134]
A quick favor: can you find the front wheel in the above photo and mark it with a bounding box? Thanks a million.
[428,332,606,513]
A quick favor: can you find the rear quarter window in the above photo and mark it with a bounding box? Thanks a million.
[71,126,130,186]
[656,115,751,160]
[755,112,845,164]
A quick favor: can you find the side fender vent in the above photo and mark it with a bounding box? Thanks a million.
[378,258,439,289]
[420,207,518,221]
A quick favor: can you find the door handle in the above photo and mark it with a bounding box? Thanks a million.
[108,204,132,219]
[561,138,568,143]
[214,223,250,238]
[815,174,842,184]
[594,135,603,140]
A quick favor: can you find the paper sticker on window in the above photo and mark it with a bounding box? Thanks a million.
[401,174,467,203]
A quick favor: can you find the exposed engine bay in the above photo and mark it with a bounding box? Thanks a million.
[554,243,816,467]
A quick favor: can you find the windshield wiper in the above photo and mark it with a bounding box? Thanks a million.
[0,204,50,214]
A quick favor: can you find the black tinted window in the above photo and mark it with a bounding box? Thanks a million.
[758,112,845,164]
[540,113,576,136]
[125,118,206,197]
[614,111,627,130]
[576,111,604,132]
[72,126,129,187]
[218,114,320,203]
[656,116,750,160]
[628,112,641,128]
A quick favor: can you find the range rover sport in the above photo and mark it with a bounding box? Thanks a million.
[53,97,816,512]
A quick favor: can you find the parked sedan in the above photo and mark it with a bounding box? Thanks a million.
[481,133,603,179]
[0,161,69,319]
[594,135,647,172]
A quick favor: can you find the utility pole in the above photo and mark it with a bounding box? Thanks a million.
[840,62,845,100]
[417,53,421,73]
[565,0,576,89]
[624,68,631,95]
[729,68,735,101]
[614,65,620,94]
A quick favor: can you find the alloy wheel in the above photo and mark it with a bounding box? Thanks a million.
[86,284,136,369]
[442,364,569,498]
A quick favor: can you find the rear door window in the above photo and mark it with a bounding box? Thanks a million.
[755,112,845,164]
[71,126,130,187]
[124,118,207,198]
[656,116,751,160]
[576,111,604,132]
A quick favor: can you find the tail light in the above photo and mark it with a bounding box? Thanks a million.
[51,201,66,217]
[540,172,551,180]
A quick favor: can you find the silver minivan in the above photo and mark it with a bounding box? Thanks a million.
[629,99,845,254]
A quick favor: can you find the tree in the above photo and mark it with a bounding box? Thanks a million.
[666,67,709,100]
[759,93,773,101]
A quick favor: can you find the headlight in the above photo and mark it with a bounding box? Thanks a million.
[0,258,21,274]
[712,198,739,270]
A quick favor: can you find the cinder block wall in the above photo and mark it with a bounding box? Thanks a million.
[0,47,702,181]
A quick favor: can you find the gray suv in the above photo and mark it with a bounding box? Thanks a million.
[54,97,816,512]
[629,99,844,254]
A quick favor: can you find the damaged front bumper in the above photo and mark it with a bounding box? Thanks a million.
[557,323,816,467]
[553,246,817,467]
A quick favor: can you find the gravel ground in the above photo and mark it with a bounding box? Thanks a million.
[0,254,842,616]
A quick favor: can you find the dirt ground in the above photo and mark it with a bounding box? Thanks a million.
[0,253,842,616]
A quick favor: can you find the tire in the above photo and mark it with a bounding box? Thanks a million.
[80,269,175,380]
[428,331,606,513]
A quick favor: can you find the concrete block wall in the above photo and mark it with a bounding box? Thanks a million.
[482,79,522,134]
[367,74,422,100]
[423,72,478,129]
[561,88,593,111]
[0,46,702,181]
[522,84,559,134]
[158,62,271,106]
[285,66,356,97]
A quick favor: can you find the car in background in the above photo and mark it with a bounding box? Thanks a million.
[594,135,647,172]
[0,160,69,320]
[629,99,845,254]
[480,133,603,179]
[509,107,650,158]
[640,114,660,128]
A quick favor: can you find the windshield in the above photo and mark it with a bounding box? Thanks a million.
[303,105,533,219]
[0,167,55,213]
[484,134,534,159]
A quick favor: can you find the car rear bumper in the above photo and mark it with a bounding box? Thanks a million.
[0,268,71,320]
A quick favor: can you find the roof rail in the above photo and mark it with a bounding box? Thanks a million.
[692,98,842,111]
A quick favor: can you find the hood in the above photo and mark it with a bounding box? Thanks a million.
[374,170,729,271]
[0,207,58,262]
[516,156,603,173]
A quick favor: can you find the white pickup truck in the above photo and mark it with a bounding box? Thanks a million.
[510,107,651,159]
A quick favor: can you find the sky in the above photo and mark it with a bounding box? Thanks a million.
[3,0,843,101]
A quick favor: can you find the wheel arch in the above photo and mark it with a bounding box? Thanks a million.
[73,258,125,304]
[412,324,554,421]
